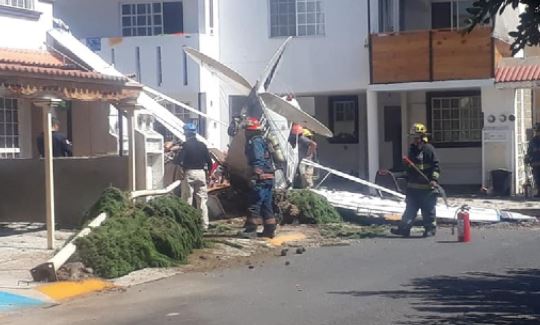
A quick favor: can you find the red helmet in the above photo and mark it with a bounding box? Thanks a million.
[291,123,304,135]
[246,117,262,131]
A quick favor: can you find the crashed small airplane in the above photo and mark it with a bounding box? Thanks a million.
[184,37,333,190]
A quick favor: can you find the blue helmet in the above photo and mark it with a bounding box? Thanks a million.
[183,123,197,135]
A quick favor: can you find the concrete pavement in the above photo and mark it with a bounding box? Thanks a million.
[2,226,540,324]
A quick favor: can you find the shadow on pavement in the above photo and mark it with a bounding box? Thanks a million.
[329,268,540,324]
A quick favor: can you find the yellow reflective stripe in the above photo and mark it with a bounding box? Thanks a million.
[432,171,440,180]
[407,183,432,190]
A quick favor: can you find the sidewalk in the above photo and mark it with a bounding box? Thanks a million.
[0,223,74,311]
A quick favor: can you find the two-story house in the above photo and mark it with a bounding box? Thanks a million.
[55,0,529,195]
[0,0,146,242]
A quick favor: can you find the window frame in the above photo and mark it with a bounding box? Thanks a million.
[328,95,359,144]
[269,0,325,38]
[426,90,483,148]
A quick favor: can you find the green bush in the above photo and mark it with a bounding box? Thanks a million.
[76,191,204,279]
[286,189,342,224]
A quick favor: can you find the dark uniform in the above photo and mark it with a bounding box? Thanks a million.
[37,131,72,157]
[245,134,276,234]
[398,143,440,236]
[174,137,213,171]
[526,134,540,196]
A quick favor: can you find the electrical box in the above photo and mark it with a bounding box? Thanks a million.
[135,110,164,190]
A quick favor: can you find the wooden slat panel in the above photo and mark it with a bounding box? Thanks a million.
[494,38,513,68]
[432,27,493,81]
[371,31,430,84]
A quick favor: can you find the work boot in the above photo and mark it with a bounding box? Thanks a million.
[390,227,410,237]
[259,224,276,239]
[239,225,258,239]
[422,227,436,238]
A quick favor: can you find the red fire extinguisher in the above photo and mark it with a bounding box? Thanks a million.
[457,205,471,243]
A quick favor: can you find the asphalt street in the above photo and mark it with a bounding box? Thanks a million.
[3,227,540,325]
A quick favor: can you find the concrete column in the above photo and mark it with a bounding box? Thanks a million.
[367,91,379,182]
[401,92,408,157]
[42,103,55,250]
[126,108,136,192]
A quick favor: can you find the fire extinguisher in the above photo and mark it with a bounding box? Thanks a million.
[457,205,471,243]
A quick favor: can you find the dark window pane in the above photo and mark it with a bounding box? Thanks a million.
[122,17,131,27]
[122,4,131,15]
[137,15,147,25]
[163,2,183,34]
[138,27,147,36]
[137,4,146,14]
[154,14,162,25]
[153,2,162,13]
[154,27,162,35]
[123,28,132,36]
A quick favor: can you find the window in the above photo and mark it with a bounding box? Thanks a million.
[429,92,483,147]
[156,103,198,141]
[270,0,325,37]
[328,96,358,144]
[431,0,476,30]
[0,0,33,10]
[121,2,183,37]
[0,98,20,159]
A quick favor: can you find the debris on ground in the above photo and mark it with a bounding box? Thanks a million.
[56,262,94,281]
[276,189,342,224]
[74,188,204,279]
[320,223,387,239]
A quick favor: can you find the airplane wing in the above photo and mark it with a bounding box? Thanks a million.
[259,92,333,137]
[257,36,292,94]
[184,47,252,95]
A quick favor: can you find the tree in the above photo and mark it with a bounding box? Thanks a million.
[467,0,540,55]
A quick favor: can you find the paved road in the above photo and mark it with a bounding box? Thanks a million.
[3,227,540,325]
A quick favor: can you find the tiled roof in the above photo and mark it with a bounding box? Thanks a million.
[496,57,540,83]
[0,47,127,82]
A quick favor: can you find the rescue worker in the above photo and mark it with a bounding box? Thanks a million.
[300,128,317,188]
[37,117,72,157]
[391,123,440,238]
[526,123,540,197]
[174,123,213,230]
[289,123,317,188]
[243,117,276,238]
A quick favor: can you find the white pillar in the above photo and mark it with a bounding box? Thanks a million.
[401,92,408,157]
[367,91,379,182]
[42,104,55,250]
[126,108,136,192]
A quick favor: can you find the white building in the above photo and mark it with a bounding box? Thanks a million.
[55,0,533,195]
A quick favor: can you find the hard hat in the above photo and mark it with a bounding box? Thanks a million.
[303,128,313,137]
[291,123,304,135]
[409,123,428,136]
[183,123,197,134]
[245,117,262,131]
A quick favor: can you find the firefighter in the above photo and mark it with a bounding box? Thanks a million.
[175,123,213,230]
[300,128,317,188]
[526,123,540,197]
[243,117,277,238]
[391,123,440,238]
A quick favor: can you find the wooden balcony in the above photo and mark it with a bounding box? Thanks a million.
[370,26,510,84]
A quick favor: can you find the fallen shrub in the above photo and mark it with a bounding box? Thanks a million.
[76,191,203,279]
[279,189,342,224]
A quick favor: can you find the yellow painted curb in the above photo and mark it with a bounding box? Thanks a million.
[268,232,307,246]
[37,279,114,301]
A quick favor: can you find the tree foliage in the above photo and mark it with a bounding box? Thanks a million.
[467,0,540,55]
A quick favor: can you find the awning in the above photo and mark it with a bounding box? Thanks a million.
[495,57,540,88]
[0,47,141,101]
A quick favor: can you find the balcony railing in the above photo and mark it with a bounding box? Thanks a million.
[370,26,504,84]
